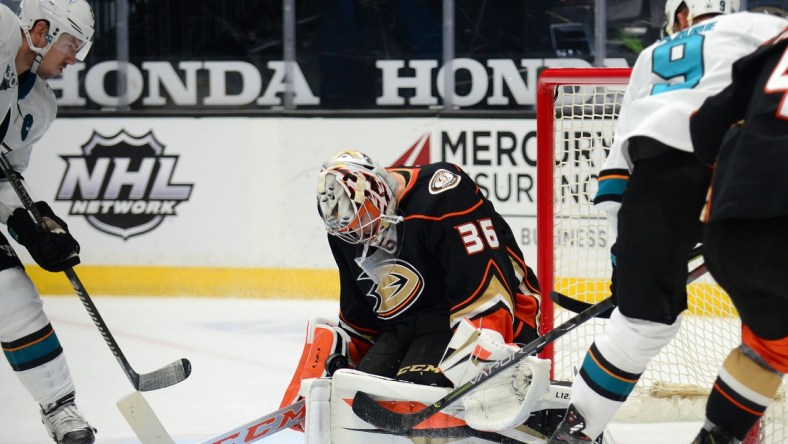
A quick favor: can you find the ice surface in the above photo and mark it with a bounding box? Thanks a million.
[0,296,702,443]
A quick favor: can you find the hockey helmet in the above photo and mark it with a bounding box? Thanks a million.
[663,0,739,36]
[18,0,95,61]
[317,150,400,246]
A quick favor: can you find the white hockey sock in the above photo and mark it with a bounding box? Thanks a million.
[16,353,75,405]
[0,268,76,405]
[569,309,682,439]
[569,375,626,440]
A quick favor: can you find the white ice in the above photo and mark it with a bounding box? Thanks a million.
[0,296,703,443]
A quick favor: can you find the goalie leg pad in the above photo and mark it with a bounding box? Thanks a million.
[300,378,332,444]
[331,369,456,443]
[462,355,552,432]
[523,382,572,438]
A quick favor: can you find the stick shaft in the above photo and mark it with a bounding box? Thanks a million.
[0,150,189,391]
[352,297,615,432]
[201,400,306,444]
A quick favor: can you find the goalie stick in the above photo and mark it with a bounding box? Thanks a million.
[0,147,191,391]
[116,394,305,444]
[199,400,306,444]
[550,257,709,318]
[351,295,615,434]
[117,391,175,444]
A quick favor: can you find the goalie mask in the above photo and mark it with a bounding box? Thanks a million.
[317,150,401,248]
[662,0,739,37]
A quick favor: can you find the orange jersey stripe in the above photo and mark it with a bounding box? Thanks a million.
[405,199,484,222]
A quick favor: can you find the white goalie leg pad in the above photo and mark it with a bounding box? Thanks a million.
[534,382,572,411]
[330,369,456,443]
[462,355,551,432]
[439,318,518,387]
[300,378,332,444]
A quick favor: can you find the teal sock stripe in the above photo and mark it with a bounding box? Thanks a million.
[579,343,641,401]
[2,323,64,371]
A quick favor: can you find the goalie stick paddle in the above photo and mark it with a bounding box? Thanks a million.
[200,400,306,444]
[0,149,191,391]
[550,260,709,318]
[351,296,615,433]
[116,393,305,444]
[117,391,176,444]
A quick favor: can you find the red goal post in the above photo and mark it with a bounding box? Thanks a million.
[534,67,785,443]
[535,67,631,361]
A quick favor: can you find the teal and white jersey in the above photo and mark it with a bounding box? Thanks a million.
[4,73,57,171]
[611,12,787,161]
[0,4,22,132]
[0,72,57,222]
[0,4,57,221]
[594,12,788,222]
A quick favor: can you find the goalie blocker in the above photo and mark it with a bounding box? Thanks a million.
[284,318,578,443]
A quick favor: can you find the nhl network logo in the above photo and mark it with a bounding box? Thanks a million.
[56,130,194,239]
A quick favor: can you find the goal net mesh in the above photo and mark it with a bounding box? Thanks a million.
[535,68,785,443]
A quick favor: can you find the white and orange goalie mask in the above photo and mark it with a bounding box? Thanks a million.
[317,150,400,247]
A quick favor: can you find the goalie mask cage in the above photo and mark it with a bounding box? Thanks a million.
[535,68,786,443]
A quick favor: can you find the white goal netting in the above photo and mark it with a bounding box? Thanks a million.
[535,68,786,443]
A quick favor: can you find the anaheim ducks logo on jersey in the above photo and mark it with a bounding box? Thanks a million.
[429,169,461,194]
[358,258,424,320]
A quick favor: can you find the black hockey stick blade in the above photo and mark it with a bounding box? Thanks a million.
[550,261,709,317]
[135,358,192,392]
[352,297,615,433]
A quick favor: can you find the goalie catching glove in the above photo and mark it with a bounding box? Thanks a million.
[6,202,80,272]
[438,319,551,432]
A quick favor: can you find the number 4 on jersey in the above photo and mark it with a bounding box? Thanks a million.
[765,45,788,119]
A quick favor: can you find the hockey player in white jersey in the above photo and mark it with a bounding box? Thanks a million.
[549,1,788,443]
[0,1,95,443]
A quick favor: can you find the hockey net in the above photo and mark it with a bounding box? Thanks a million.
[535,68,786,443]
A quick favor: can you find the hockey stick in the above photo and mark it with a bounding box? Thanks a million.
[116,394,305,444]
[550,260,709,318]
[200,400,306,444]
[0,148,191,391]
[351,296,615,433]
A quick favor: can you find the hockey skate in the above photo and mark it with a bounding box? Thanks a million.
[40,392,96,444]
[691,426,736,444]
[547,404,596,443]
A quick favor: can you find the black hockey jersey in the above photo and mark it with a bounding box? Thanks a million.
[330,162,541,350]
[690,29,788,222]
